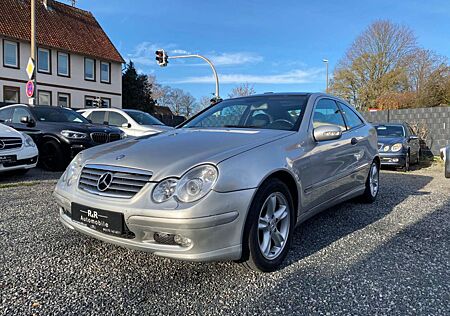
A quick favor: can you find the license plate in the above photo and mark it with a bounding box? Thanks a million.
[0,155,16,164]
[71,203,124,235]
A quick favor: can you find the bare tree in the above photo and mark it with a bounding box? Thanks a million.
[228,83,256,98]
[198,96,212,109]
[330,20,417,109]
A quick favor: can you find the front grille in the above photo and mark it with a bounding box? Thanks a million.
[78,164,152,198]
[91,132,109,144]
[90,132,122,144]
[109,133,121,142]
[0,137,22,150]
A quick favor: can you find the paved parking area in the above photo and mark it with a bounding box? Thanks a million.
[0,165,449,315]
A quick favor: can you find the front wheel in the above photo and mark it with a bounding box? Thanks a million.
[239,179,295,272]
[402,152,410,172]
[360,161,379,203]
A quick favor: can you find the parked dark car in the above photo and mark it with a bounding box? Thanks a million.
[374,122,420,171]
[0,104,125,171]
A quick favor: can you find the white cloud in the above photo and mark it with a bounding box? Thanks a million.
[127,42,191,66]
[168,68,324,84]
[206,52,263,66]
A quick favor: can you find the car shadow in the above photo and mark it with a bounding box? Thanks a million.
[283,171,433,267]
[0,167,62,184]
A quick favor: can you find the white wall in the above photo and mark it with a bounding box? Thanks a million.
[0,38,122,108]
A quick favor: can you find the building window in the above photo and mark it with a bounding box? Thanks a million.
[38,48,51,73]
[3,86,20,103]
[57,52,70,77]
[38,90,52,105]
[101,98,111,108]
[84,58,95,81]
[3,40,19,68]
[84,96,96,108]
[58,93,70,107]
[100,62,111,83]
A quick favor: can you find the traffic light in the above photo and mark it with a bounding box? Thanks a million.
[92,97,101,108]
[155,49,168,67]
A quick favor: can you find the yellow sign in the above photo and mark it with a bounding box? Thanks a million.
[26,58,35,80]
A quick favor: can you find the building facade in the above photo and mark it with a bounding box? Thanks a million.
[0,0,124,108]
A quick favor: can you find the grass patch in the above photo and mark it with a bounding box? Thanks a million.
[0,181,38,189]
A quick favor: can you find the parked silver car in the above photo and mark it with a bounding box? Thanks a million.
[54,93,379,272]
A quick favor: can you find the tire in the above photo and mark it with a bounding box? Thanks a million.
[402,151,410,172]
[39,140,66,171]
[416,150,421,164]
[360,161,379,203]
[239,178,295,272]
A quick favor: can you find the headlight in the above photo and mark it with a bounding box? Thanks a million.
[61,153,84,186]
[383,145,390,152]
[120,131,127,139]
[152,164,218,203]
[22,133,36,147]
[61,130,87,139]
[391,143,403,152]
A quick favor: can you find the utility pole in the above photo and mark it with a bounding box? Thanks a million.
[30,0,36,105]
[323,59,329,93]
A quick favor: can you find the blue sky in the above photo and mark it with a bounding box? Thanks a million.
[77,0,450,100]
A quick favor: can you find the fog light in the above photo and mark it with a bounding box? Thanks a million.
[174,234,192,247]
[392,158,399,162]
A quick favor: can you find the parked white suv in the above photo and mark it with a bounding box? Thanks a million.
[78,108,173,137]
[0,123,38,173]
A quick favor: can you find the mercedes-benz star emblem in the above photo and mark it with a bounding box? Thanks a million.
[0,140,5,150]
[97,172,114,192]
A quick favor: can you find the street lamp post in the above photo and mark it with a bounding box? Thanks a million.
[30,0,36,105]
[323,59,329,93]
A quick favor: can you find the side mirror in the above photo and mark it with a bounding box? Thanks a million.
[20,116,30,124]
[409,135,418,141]
[313,125,342,142]
[121,123,131,128]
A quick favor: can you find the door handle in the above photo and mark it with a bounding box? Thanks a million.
[351,138,358,145]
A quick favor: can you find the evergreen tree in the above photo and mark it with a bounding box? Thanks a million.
[122,60,156,112]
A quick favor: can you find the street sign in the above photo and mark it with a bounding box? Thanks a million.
[26,58,35,80]
[26,80,35,98]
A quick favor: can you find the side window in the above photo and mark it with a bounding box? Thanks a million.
[339,103,364,130]
[201,104,247,127]
[0,108,13,123]
[108,112,127,126]
[312,99,346,131]
[88,111,106,124]
[12,108,31,123]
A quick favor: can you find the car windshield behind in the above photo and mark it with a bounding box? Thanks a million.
[182,95,309,131]
[32,107,89,124]
[124,110,164,126]
[375,125,405,137]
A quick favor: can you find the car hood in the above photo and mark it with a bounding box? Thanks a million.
[0,123,22,138]
[378,136,405,145]
[81,128,294,180]
[39,122,122,133]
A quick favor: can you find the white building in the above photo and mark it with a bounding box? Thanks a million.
[0,0,124,108]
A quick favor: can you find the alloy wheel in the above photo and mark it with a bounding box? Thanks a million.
[257,192,290,260]
[369,163,379,197]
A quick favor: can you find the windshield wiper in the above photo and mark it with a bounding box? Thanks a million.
[223,125,259,128]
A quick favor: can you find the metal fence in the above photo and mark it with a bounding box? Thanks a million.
[362,106,450,155]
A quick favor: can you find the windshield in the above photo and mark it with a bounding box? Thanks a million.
[182,95,309,131]
[124,110,164,125]
[31,107,89,124]
[375,125,405,137]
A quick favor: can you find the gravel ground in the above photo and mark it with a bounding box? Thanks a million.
[0,165,449,315]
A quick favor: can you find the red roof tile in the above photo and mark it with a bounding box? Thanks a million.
[0,0,124,63]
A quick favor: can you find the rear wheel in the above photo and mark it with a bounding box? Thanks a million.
[39,140,66,171]
[360,161,379,203]
[239,179,295,272]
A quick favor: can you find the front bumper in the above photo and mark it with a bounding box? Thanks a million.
[379,152,406,167]
[0,145,39,172]
[54,186,256,262]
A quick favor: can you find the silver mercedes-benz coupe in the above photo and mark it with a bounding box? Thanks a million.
[54,93,379,272]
